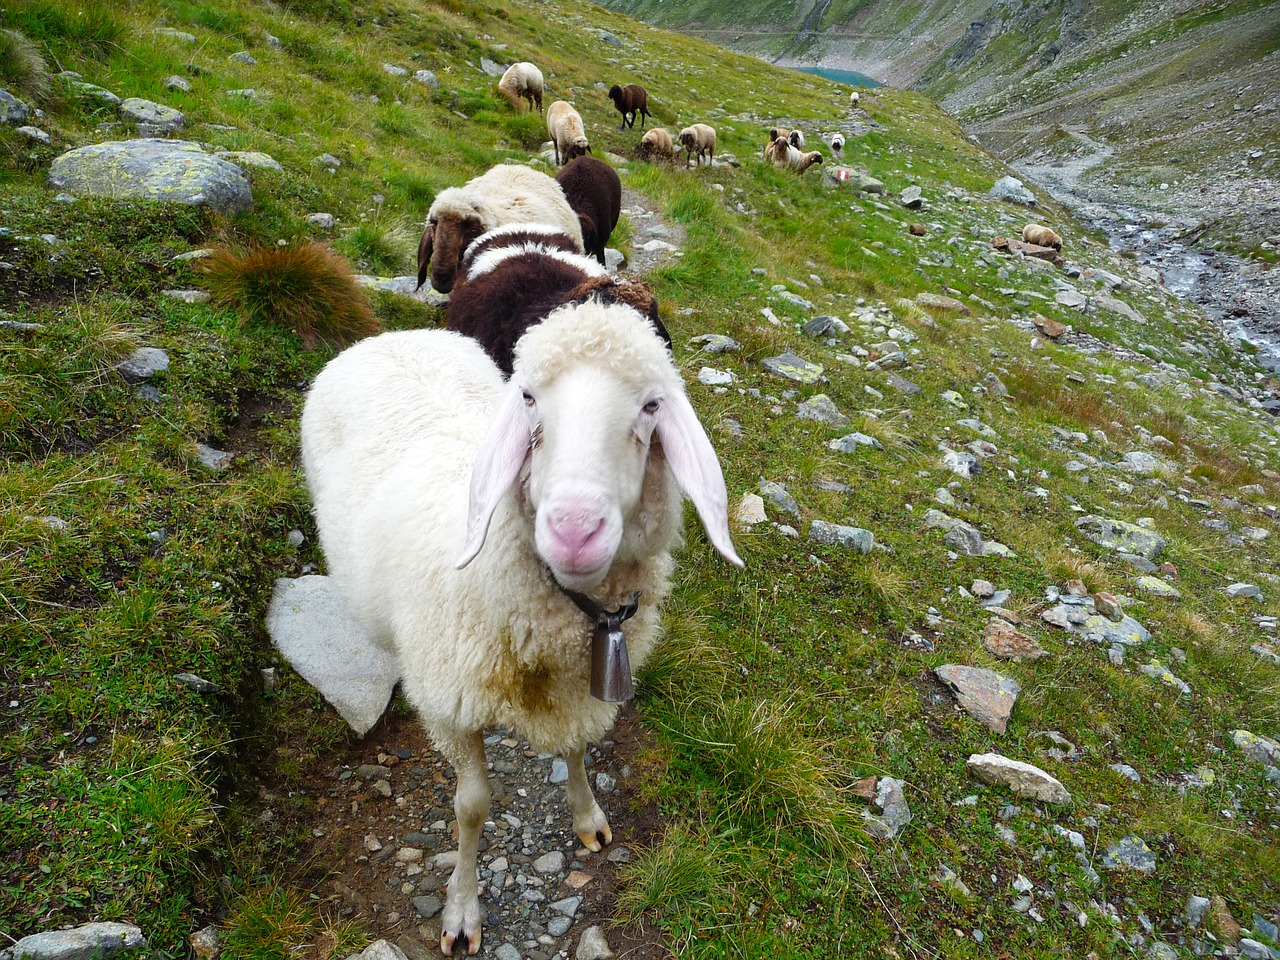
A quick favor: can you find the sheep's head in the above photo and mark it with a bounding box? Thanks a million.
[566,136,591,161]
[608,84,623,104]
[458,300,741,589]
[418,192,490,293]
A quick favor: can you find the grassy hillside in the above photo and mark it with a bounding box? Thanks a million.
[2,0,1279,958]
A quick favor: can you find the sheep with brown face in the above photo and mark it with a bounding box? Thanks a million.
[608,83,649,130]
[678,123,716,166]
[416,164,584,294]
[1022,223,1063,251]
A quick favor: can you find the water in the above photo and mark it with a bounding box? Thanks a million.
[790,65,881,87]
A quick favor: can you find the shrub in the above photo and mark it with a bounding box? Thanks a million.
[338,219,414,276]
[200,242,378,347]
[0,30,50,103]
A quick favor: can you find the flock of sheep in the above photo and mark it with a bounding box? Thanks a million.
[299,58,761,956]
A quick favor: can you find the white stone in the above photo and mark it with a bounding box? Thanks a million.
[967,753,1071,804]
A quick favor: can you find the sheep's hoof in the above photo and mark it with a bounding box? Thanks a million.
[440,927,480,956]
[575,821,613,852]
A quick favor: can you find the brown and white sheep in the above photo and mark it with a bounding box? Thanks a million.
[555,156,621,267]
[638,127,675,163]
[678,123,716,166]
[766,131,823,174]
[1022,223,1063,251]
[448,224,671,375]
[497,62,544,113]
[416,164,584,294]
[547,100,591,166]
[830,132,845,158]
[608,83,649,130]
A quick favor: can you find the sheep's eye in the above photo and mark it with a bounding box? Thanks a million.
[522,390,535,407]
[643,399,660,415]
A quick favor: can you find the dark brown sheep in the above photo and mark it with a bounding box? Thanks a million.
[555,157,622,267]
[608,84,649,130]
[447,226,671,376]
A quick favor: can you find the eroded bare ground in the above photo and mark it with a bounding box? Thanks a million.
[262,701,670,960]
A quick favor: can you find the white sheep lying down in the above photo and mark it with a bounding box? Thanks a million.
[302,304,741,955]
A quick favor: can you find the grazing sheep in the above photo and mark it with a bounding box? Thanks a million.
[449,223,671,374]
[555,156,622,267]
[1022,223,1063,251]
[301,292,741,956]
[608,83,649,130]
[786,149,824,174]
[497,61,544,113]
[830,132,845,158]
[678,123,716,166]
[416,164,584,294]
[546,100,591,165]
[638,126,675,162]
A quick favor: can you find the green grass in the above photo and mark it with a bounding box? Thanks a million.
[1,0,1279,955]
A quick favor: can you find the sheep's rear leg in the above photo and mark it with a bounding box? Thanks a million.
[564,743,612,850]
[440,730,488,956]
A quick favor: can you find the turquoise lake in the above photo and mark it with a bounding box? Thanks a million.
[790,65,882,87]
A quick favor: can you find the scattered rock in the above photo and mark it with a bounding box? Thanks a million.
[989,175,1037,207]
[759,479,799,516]
[861,775,911,840]
[1075,515,1165,560]
[808,521,874,553]
[575,926,614,960]
[796,394,850,428]
[0,923,147,960]
[983,621,1048,662]
[1226,582,1262,599]
[266,576,399,736]
[120,98,184,131]
[1134,576,1181,598]
[1102,835,1156,873]
[762,352,823,383]
[116,347,170,383]
[218,150,282,172]
[915,292,970,315]
[935,665,1021,733]
[1033,314,1067,339]
[305,213,335,229]
[736,493,767,527]
[966,753,1071,804]
[829,431,883,453]
[195,444,233,471]
[690,333,741,354]
[48,139,253,213]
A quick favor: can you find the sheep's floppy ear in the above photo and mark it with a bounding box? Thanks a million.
[416,224,434,291]
[457,384,531,568]
[655,388,743,567]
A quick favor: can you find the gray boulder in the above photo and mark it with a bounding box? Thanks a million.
[1,88,31,125]
[989,175,1037,207]
[48,139,253,213]
[808,521,874,553]
[0,922,146,960]
[119,97,184,131]
[1075,515,1165,560]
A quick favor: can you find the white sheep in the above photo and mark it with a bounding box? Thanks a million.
[849,90,861,109]
[830,132,845,158]
[678,123,716,166]
[639,126,675,162]
[301,303,742,956]
[416,163,584,294]
[497,61,544,113]
[546,99,590,165]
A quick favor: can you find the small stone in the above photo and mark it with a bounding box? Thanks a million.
[967,753,1071,804]
[983,621,1048,662]
[16,125,51,144]
[534,851,566,874]
[691,333,742,354]
[1226,582,1262,599]
[935,665,1020,733]
[175,672,221,693]
[1033,314,1067,339]
[829,431,883,453]
[1075,515,1165,559]
[383,63,409,76]
[229,51,258,65]
[190,924,220,959]
[116,346,170,383]
[1102,835,1156,873]
[4,923,148,960]
[943,523,984,556]
[796,394,850,428]
[808,521,874,553]
[886,372,922,395]
[736,493,767,526]
[915,292,970,315]
[575,926,614,960]
[413,70,439,88]
[1093,592,1123,621]
[698,367,735,386]
[762,351,823,383]
[196,443,233,471]
[164,75,192,92]
[1134,576,1180,598]
[759,479,799,517]
[1110,763,1141,783]
[971,580,995,599]
[550,896,583,918]
[162,288,211,304]
[862,775,911,840]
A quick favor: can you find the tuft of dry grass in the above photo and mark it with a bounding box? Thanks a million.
[0,29,50,103]
[200,242,378,347]
[1043,549,1108,592]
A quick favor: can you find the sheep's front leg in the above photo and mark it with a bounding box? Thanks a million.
[441,730,488,956]
[564,743,612,851]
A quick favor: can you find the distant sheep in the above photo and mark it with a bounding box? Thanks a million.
[547,100,591,165]
[555,156,622,267]
[850,90,861,108]
[638,127,675,162]
[301,281,740,956]
[608,83,649,130]
[416,164,584,294]
[679,123,716,166]
[498,62,544,113]
[1022,223,1063,251]
[768,127,804,150]
[830,132,845,158]
[448,223,671,374]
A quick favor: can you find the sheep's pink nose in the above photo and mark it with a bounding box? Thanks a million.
[548,514,605,556]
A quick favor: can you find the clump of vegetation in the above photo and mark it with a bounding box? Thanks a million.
[337,218,415,276]
[201,242,378,347]
[0,29,50,102]
[1,1,127,60]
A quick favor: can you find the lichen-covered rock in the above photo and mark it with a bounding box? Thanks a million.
[1,88,31,125]
[217,150,283,171]
[119,97,184,130]
[48,139,252,213]
[1075,514,1165,559]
